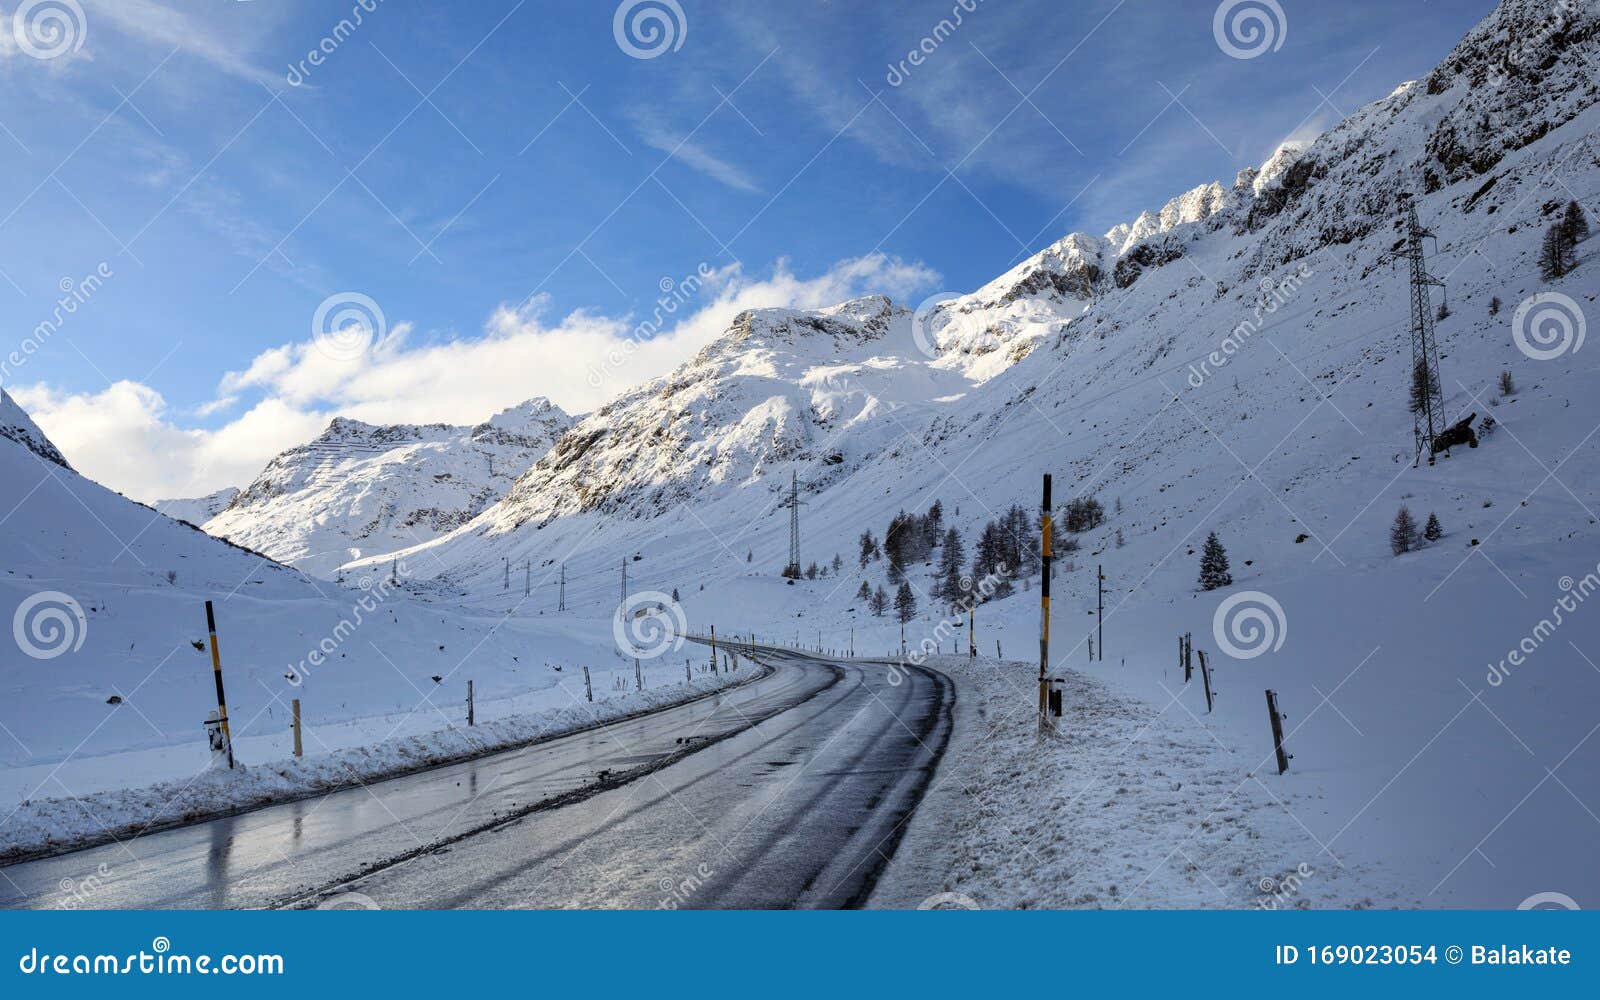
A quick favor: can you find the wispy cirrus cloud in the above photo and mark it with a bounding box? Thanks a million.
[638,121,763,194]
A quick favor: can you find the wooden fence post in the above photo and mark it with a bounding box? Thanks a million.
[292,698,302,757]
[467,680,475,726]
[1266,690,1292,774]
[583,666,593,703]
[1198,650,1214,713]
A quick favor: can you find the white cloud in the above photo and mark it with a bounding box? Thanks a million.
[80,0,277,86]
[16,254,939,502]
[638,123,762,194]
[10,382,327,503]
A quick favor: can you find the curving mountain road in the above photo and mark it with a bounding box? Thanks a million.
[0,651,952,910]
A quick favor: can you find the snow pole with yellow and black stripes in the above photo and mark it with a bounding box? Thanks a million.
[1039,474,1052,720]
[204,600,235,769]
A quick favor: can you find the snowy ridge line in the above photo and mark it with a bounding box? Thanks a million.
[1,664,771,867]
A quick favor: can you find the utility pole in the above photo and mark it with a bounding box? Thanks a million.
[1097,564,1105,662]
[1396,195,1447,466]
[1039,474,1053,721]
[778,470,805,578]
[559,563,566,612]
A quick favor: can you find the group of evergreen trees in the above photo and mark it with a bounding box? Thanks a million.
[1539,200,1589,280]
[1391,506,1443,555]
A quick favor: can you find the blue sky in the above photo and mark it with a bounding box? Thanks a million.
[0,0,1496,499]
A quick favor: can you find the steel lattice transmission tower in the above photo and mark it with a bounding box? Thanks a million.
[778,470,805,578]
[1398,196,1447,466]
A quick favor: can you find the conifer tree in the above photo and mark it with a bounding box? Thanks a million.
[894,582,917,624]
[1423,512,1443,543]
[1198,531,1232,591]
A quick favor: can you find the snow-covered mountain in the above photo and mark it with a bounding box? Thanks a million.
[155,487,240,526]
[1,388,72,471]
[375,0,1599,611]
[201,398,572,578]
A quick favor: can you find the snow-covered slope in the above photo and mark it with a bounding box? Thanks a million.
[1,388,72,471]
[0,391,708,831]
[204,398,572,578]
[349,0,1600,907]
[155,487,240,526]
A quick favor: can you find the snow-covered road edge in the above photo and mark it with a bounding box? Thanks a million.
[869,655,1402,910]
[2,663,768,866]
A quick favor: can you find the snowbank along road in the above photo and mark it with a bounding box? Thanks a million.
[0,650,953,909]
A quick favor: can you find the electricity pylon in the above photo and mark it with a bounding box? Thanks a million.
[1396,196,1447,466]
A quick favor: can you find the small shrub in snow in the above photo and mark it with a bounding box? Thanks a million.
[1424,512,1443,542]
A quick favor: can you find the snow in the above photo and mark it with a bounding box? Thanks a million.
[4,0,1599,906]
[199,398,572,578]
[154,487,239,526]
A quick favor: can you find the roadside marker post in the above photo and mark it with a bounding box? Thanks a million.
[635,657,642,692]
[292,698,303,758]
[584,666,593,703]
[203,600,235,769]
[1039,474,1053,726]
[467,680,475,726]
[1266,690,1293,774]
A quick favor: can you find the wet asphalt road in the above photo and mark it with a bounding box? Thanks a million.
[0,652,952,909]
